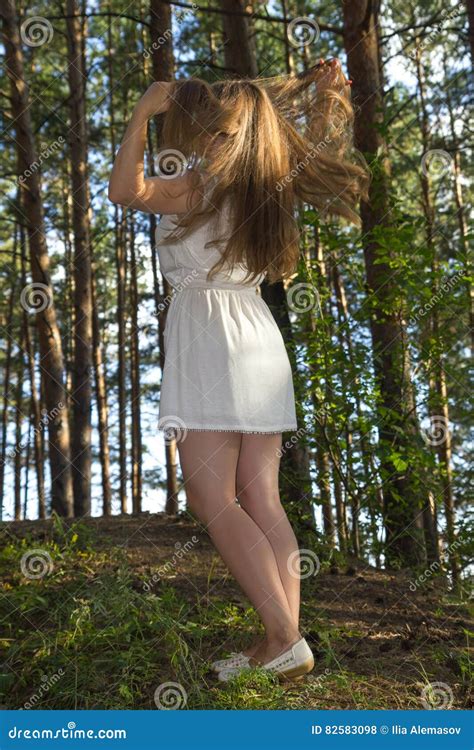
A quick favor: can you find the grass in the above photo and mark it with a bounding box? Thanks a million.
[0,515,472,710]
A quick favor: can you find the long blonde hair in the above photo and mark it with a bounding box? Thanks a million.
[159,68,369,284]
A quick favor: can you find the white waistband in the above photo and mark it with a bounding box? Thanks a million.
[174,281,259,294]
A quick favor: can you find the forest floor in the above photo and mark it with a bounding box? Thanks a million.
[0,513,472,710]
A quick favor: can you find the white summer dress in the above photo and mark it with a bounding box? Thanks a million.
[155,185,297,435]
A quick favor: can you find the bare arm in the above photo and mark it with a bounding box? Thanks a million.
[108,82,202,215]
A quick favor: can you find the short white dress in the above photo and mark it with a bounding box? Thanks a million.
[155,187,297,435]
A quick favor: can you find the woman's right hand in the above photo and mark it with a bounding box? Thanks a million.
[136,82,174,118]
[315,59,351,92]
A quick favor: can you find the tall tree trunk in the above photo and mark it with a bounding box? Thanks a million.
[23,418,32,519]
[62,168,75,410]
[149,0,180,514]
[129,217,142,513]
[465,0,474,64]
[443,55,474,358]
[342,1,426,566]
[91,260,112,515]
[26,354,46,519]
[65,0,93,516]
[415,43,459,584]
[14,338,24,521]
[149,0,175,81]
[20,221,45,518]
[0,274,16,518]
[116,210,128,513]
[106,9,128,513]
[310,233,337,548]
[323,256,350,555]
[220,0,258,77]
[422,491,440,565]
[331,253,383,560]
[3,0,74,516]
[315,441,336,546]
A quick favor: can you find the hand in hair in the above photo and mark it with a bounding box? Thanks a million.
[314,59,351,92]
[108,80,204,215]
[137,82,174,118]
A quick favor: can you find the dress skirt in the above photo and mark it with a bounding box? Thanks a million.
[158,281,298,435]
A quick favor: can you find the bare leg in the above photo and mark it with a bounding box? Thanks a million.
[177,431,300,661]
[236,433,301,664]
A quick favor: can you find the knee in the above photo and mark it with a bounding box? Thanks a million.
[237,482,282,515]
[185,487,236,528]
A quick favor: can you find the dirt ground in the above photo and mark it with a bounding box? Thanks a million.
[3,512,472,710]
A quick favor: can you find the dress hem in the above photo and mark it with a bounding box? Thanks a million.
[158,425,297,434]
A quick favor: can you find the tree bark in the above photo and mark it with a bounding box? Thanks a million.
[65,0,93,516]
[129,217,143,513]
[20,221,46,519]
[342,0,426,566]
[0,273,15,519]
[116,210,128,513]
[415,42,459,583]
[220,0,258,77]
[3,0,74,516]
[14,336,24,521]
[91,253,112,515]
[443,55,474,358]
[465,0,474,64]
[149,0,180,514]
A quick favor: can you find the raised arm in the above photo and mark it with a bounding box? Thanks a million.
[108,82,202,215]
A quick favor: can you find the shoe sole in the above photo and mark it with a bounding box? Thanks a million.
[217,655,315,683]
[274,654,315,682]
[212,662,249,673]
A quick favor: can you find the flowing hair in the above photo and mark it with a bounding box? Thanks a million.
[158,67,369,284]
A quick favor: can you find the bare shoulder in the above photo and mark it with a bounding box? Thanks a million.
[109,168,205,215]
[141,169,205,215]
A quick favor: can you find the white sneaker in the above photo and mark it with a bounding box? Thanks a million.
[211,652,250,672]
[217,638,314,682]
[262,637,314,679]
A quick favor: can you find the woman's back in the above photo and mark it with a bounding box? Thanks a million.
[156,189,265,290]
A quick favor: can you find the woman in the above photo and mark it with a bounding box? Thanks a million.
[108,59,368,682]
